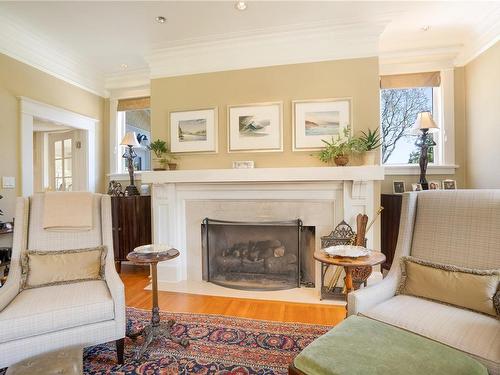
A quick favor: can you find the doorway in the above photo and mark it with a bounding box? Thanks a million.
[20,97,98,196]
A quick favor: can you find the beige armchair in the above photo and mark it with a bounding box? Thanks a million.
[348,190,500,374]
[0,193,126,368]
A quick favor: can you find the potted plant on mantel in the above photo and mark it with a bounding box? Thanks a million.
[147,139,178,171]
[316,126,366,166]
[359,128,382,165]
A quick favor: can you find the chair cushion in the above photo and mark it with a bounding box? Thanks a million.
[362,295,500,373]
[294,315,487,375]
[0,280,114,343]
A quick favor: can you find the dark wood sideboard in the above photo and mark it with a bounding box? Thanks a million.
[111,196,152,272]
[380,194,403,271]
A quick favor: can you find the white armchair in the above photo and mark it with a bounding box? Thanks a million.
[0,193,126,368]
[348,190,500,374]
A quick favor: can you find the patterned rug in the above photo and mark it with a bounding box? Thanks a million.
[83,307,331,374]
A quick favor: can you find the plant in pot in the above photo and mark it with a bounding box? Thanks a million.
[317,126,366,166]
[147,139,178,171]
[359,128,382,165]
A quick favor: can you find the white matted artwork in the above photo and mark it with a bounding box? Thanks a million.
[293,98,351,150]
[228,102,283,152]
[170,108,218,153]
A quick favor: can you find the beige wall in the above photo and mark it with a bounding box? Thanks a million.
[151,57,380,169]
[464,41,500,188]
[0,53,105,246]
[380,67,467,193]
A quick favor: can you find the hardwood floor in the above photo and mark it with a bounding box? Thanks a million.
[120,263,345,326]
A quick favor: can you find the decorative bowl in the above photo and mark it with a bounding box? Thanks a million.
[323,245,371,258]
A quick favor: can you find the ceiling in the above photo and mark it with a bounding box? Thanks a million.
[0,1,499,96]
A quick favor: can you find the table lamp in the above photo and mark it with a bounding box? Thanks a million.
[411,112,439,190]
[120,132,141,196]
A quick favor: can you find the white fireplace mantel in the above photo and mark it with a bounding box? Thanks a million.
[142,166,385,184]
[145,166,385,302]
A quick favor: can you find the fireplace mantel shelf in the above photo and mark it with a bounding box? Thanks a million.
[142,166,384,184]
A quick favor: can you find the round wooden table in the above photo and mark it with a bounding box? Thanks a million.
[313,250,386,296]
[127,244,188,359]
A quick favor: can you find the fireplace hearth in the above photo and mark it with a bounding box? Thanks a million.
[202,218,314,291]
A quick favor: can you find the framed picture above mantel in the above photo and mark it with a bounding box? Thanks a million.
[227,102,283,153]
[293,98,352,151]
[170,108,218,153]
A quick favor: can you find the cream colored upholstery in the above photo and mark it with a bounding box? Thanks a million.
[0,280,114,342]
[348,190,500,375]
[0,193,125,368]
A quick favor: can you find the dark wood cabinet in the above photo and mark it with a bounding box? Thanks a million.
[111,196,152,272]
[381,194,403,271]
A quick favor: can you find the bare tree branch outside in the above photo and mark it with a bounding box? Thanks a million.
[380,88,432,163]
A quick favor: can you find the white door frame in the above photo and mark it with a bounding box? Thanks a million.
[19,96,98,196]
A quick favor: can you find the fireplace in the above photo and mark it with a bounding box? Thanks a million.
[202,218,315,291]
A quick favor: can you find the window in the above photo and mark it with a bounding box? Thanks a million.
[49,134,73,191]
[112,96,151,174]
[380,72,442,166]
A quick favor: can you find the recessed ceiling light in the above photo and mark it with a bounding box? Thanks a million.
[235,1,247,11]
[155,16,167,24]
[120,64,128,70]
[421,25,430,31]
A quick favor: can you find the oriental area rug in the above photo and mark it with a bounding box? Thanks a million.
[84,307,331,374]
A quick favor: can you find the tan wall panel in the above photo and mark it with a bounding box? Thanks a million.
[464,41,500,188]
[150,57,380,169]
[0,53,105,240]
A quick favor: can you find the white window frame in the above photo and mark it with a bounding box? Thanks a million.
[108,87,150,179]
[383,69,457,175]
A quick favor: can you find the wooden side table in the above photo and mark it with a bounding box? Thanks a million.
[314,250,386,301]
[127,244,189,360]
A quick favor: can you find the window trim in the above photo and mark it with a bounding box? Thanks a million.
[108,87,150,176]
[380,68,456,175]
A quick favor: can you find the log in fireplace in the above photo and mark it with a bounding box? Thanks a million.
[201,218,314,291]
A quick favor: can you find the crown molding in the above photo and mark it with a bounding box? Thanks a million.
[0,13,106,97]
[454,8,500,66]
[379,45,463,75]
[145,21,387,79]
[104,67,150,92]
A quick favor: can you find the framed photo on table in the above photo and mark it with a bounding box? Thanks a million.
[442,179,457,190]
[170,108,218,153]
[393,181,406,194]
[293,98,352,151]
[227,102,283,152]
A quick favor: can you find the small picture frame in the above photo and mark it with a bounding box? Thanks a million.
[170,108,218,153]
[232,161,255,169]
[428,181,441,190]
[393,181,406,194]
[292,98,352,151]
[228,102,283,153]
[442,179,457,190]
[411,183,423,191]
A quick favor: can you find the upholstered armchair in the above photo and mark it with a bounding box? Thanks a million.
[348,190,500,374]
[0,193,126,368]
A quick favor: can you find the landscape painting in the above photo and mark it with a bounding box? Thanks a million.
[293,99,351,150]
[228,103,282,152]
[238,115,271,137]
[170,108,218,153]
[178,118,207,142]
[305,111,340,136]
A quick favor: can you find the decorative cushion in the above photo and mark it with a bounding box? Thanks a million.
[397,256,499,317]
[21,246,106,290]
[362,295,500,374]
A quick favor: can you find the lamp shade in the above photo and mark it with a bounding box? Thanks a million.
[120,132,141,147]
[410,112,439,133]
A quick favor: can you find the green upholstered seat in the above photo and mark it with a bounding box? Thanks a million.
[294,315,487,375]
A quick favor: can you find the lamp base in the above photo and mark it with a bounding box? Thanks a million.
[420,182,429,191]
[124,185,140,196]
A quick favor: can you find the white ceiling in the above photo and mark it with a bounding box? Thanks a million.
[0,1,499,96]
